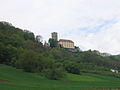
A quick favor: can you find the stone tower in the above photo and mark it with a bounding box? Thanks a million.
[51,32,58,41]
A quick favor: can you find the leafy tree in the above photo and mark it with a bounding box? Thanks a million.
[0,42,5,64]
[36,35,43,43]
[42,67,66,80]
[63,61,80,74]
[8,34,24,47]
[0,43,17,65]
[49,38,57,48]
[23,30,35,41]
[18,50,39,72]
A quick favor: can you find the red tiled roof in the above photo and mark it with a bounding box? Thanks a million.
[59,39,74,43]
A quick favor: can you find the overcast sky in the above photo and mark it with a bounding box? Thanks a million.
[0,0,120,55]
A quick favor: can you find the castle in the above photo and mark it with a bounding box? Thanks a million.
[51,32,75,49]
[44,32,80,52]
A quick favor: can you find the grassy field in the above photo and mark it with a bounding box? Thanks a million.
[0,65,120,90]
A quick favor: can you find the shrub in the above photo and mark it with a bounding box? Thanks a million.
[18,50,39,72]
[63,61,80,74]
[42,68,66,80]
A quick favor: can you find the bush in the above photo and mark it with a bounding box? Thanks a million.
[42,68,66,80]
[63,61,80,74]
[17,50,39,72]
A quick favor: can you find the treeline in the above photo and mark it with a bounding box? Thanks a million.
[0,21,120,80]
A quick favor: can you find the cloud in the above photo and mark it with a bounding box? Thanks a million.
[0,0,120,54]
[66,19,120,55]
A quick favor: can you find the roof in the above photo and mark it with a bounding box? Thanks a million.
[59,39,74,43]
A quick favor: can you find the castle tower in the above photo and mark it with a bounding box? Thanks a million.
[51,32,58,41]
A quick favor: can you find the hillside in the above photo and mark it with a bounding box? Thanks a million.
[0,65,120,90]
[1,21,120,85]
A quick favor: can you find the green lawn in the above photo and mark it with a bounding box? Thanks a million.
[0,65,120,90]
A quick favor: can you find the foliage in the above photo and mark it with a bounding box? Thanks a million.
[63,61,80,74]
[36,35,43,43]
[42,68,66,80]
[0,43,18,65]
[49,38,57,48]
[23,30,35,41]
[17,50,39,72]
[1,21,120,80]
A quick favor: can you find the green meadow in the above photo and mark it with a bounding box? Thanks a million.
[0,65,120,90]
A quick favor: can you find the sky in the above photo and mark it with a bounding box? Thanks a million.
[0,0,120,55]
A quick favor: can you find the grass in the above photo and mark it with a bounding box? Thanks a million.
[0,64,120,90]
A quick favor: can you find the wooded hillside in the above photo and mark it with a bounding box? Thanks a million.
[0,21,120,79]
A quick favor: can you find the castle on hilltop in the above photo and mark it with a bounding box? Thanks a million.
[44,32,80,52]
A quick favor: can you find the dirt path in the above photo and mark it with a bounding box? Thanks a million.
[0,79,22,85]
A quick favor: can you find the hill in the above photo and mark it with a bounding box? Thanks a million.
[0,21,120,80]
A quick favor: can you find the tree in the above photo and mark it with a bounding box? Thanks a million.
[36,35,43,43]
[8,34,24,47]
[63,61,80,74]
[42,67,66,80]
[23,30,35,41]
[48,38,57,48]
[18,50,39,72]
[0,43,17,65]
